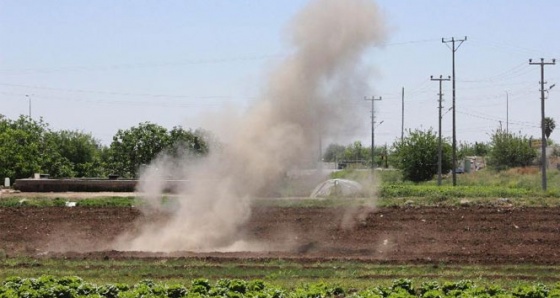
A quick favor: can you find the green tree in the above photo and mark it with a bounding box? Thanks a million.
[391,129,452,182]
[367,145,388,168]
[107,122,170,178]
[322,143,346,162]
[0,116,43,180]
[544,117,556,140]
[107,122,209,178]
[473,142,490,156]
[40,131,75,178]
[0,115,75,181]
[168,127,209,158]
[52,130,105,177]
[458,141,489,158]
[488,130,536,171]
[343,141,368,165]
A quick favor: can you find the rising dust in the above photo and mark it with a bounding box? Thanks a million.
[116,0,386,252]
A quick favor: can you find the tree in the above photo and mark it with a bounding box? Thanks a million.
[107,122,170,178]
[52,130,105,177]
[107,122,209,178]
[0,116,44,181]
[391,129,452,182]
[343,141,368,164]
[40,131,75,178]
[0,115,75,181]
[322,143,346,162]
[168,127,209,158]
[544,117,556,140]
[487,129,536,171]
[458,141,489,158]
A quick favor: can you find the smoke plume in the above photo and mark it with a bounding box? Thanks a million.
[119,0,386,252]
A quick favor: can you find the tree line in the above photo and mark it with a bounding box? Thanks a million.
[0,113,554,184]
[0,115,208,182]
[324,126,551,183]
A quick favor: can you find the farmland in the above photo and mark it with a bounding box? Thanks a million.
[1,192,560,295]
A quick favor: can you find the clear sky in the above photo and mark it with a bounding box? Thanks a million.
[1,0,559,148]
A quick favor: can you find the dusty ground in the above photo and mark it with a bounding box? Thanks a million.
[1,204,560,264]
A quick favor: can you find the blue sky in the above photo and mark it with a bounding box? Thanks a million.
[1,0,559,147]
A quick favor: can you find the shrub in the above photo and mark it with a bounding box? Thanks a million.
[488,130,536,171]
[391,129,452,183]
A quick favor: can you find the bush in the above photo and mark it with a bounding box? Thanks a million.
[488,130,537,171]
[391,129,452,183]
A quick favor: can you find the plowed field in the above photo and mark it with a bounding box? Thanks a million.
[1,205,559,264]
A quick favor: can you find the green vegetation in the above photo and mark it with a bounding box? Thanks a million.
[487,130,536,171]
[390,129,452,182]
[544,117,556,140]
[324,168,560,207]
[4,167,560,208]
[323,142,388,168]
[107,122,208,178]
[0,115,208,181]
[325,126,553,183]
[1,258,560,292]
[4,275,560,298]
[0,116,85,181]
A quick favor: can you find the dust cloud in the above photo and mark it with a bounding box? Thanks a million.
[118,0,386,252]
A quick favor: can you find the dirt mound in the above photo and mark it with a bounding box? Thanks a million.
[1,205,560,264]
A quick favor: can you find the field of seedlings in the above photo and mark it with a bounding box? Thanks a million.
[1,190,560,297]
[2,275,560,298]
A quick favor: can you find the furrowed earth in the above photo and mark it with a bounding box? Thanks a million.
[1,200,559,264]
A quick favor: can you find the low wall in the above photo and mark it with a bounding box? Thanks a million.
[13,179,193,193]
[13,179,138,192]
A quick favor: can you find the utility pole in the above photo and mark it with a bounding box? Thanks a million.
[401,87,404,142]
[505,91,509,134]
[442,36,467,186]
[529,58,556,191]
[25,94,31,118]
[364,96,382,169]
[431,75,450,186]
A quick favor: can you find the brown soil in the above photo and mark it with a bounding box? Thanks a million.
[1,205,560,264]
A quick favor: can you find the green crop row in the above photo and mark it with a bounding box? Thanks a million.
[378,184,534,199]
[1,276,560,298]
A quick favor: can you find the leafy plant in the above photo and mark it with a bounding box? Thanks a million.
[2,275,560,298]
[391,129,452,183]
[544,117,556,140]
[488,129,536,171]
[107,122,209,178]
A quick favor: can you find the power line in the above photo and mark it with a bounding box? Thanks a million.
[0,54,286,75]
[459,63,534,83]
[469,37,551,57]
[0,38,442,76]
[457,110,539,128]
[0,91,227,108]
[0,83,231,100]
